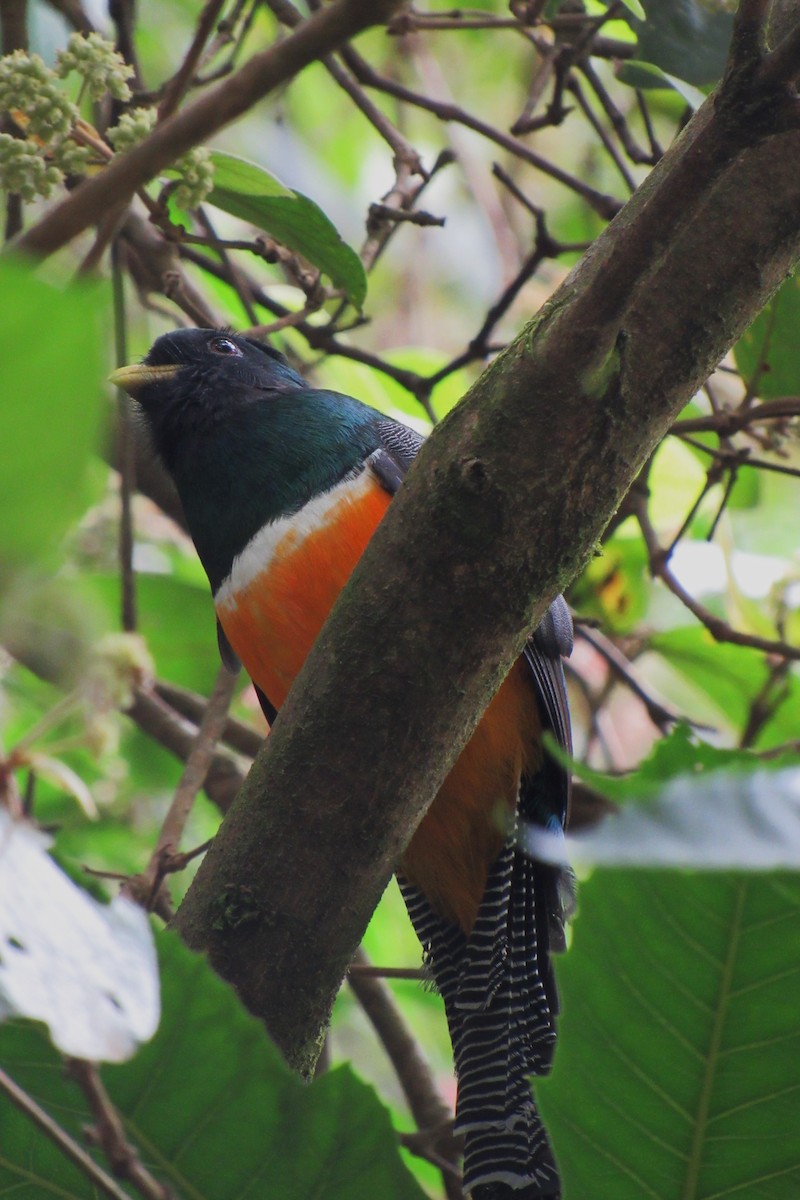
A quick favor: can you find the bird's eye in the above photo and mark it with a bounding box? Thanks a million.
[209,336,241,356]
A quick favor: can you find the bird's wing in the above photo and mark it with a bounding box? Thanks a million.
[366,417,426,495]
[524,594,573,832]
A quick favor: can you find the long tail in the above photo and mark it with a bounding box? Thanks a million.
[399,836,562,1197]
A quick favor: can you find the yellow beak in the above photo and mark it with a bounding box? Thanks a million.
[109,362,181,398]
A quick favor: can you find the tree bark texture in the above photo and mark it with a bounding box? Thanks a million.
[172,40,800,1073]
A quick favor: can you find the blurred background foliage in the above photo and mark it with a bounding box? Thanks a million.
[2,0,800,1197]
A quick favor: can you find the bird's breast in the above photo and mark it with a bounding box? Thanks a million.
[214,465,542,934]
[214,470,391,708]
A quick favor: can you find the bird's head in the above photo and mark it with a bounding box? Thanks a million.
[109,327,306,470]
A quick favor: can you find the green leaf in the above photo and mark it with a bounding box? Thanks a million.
[207,151,367,309]
[557,757,800,870]
[648,626,769,731]
[0,259,107,587]
[647,626,800,751]
[734,272,800,398]
[540,870,800,1198]
[553,722,759,807]
[624,0,734,87]
[618,58,707,109]
[0,932,427,1200]
[617,0,646,22]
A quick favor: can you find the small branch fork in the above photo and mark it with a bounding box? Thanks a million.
[348,948,462,1199]
[0,1067,135,1200]
[66,1060,176,1200]
[123,663,238,918]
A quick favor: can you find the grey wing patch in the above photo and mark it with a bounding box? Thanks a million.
[366,419,424,496]
[533,594,573,660]
[367,447,406,496]
[376,418,424,470]
[217,618,241,674]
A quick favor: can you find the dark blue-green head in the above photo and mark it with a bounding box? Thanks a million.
[110,327,387,590]
[110,327,308,474]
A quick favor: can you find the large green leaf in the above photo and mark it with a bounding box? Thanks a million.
[625,0,733,87]
[0,932,427,1200]
[734,273,800,398]
[207,151,367,309]
[619,59,707,109]
[0,259,107,584]
[540,869,800,1198]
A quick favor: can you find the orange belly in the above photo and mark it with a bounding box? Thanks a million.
[217,478,540,932]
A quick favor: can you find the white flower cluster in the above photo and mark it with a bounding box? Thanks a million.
[107,107,215,209]
[0,36,214,209]
[0,49,76,139]
[56,31,134,102]
[0,133,62,199]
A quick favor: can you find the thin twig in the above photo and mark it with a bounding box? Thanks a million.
[127,687,246,812]
[678,432,800,481]
[581,60,655,166]
[636,88,663,161]
[348,964,427,979]
[194,206,259,324]
[15,0,405,258]
[348,947,462,1199]
[124,665,237,910]
[158,0,227,119]
[66,1060,174,1200]
[672,396,800,435]
[635,493,800,662]
[149,664,237,856]
[740,658,790,749]
[574,624,682,733]
[567,75,637,192]
[112,242,138,633]
[154,679,264,757]
[339,43,621,218]
[0,1067,133,1200]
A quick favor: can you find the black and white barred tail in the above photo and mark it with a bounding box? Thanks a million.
[399,828,563,1198]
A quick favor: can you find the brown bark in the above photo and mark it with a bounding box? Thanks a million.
[171,38,800,1073]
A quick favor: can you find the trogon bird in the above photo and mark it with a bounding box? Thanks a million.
[111,328,573,1199]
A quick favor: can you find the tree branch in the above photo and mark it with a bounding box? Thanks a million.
[0,1066,133,1200]
[66,1059,174,1199]
[348,946,461,1199]
[172,48,800,1073]
[12,0,404,259]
